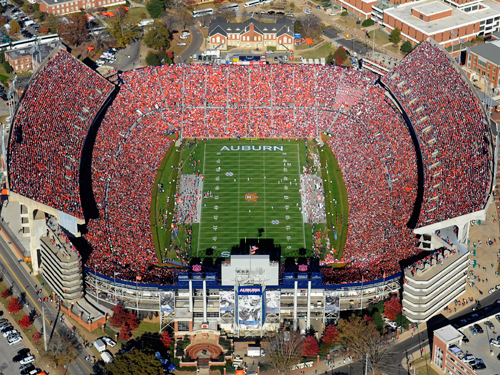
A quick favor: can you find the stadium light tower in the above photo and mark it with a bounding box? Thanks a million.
[451,29,456,58]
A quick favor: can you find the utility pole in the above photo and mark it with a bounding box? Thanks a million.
[365,353,368,375]
[43,307,47,351]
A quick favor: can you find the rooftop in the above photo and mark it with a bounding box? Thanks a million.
[385,0,500,35]
[412,1,452,16]
[469,41,500,64]
[434,325,463,344]
[5,43,60,62]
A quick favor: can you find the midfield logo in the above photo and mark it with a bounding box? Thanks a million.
[245,193,259,202]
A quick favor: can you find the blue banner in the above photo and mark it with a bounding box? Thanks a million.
[294,33,301,39]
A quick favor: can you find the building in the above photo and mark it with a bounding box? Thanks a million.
[207,17,294,52]
[432,325,470,374]
[465,40,500,90]
[335,0,500,47]
[382,0,500,48]
[40,221,83,302]
[432,317,500,373]
[1,35,64,74]
[402,244,469,323]
[5,42,64,73]
[38,0,125,16]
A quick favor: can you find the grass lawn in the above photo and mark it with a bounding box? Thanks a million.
[299,43,334,60]
[318,140,348,260]
[151,141,179,261]
[135,320,160,335]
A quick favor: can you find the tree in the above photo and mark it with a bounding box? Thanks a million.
[321,324,340,350]
[120,324,132,340]
[106,348,163,375]
[143,21,170,51]
[9,19,21,34]
[362,18,374,27]
[161,331,172,348]
[341,10,348,16]
[401,41,413,53]
[146,0,165,19]
[109,304,130,329]
[46,14,61,33]
[57,13,88,45]
[18,314,32,328]
[1,287,11,299]
[8,297,21,313]
[264,330,304,373]
[2,61,12,74]
[333,46,348,63]
[32,331,41,343]
[176,7,193,30]
[338,314,393,370]
[145,51,161,66]
[107,18,141,47]
[383,296,402,321]
[297,14,323,40]
[302,335,320,358]
[390,27,401,44]
[42,335,74,368]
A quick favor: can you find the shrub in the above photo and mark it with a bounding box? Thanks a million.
[33,331,41,343]
[362,18,374,27]
[18,314,31,328]
[341,10,348,16]
[401,41,413,53]
[1,288,12,299]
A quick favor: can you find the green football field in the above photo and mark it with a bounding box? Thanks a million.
[190,139,310,259]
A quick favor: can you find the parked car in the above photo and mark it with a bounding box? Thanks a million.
[177,42,187,46]
[462,354,475,362]
[13,350,31,362]
[276,11,284,15]
[474,324,484,333]
[267,11,275,14]
[8,335,22,345]
[485,321,495,329]
[286,13,295,17]
[19,365,35,374]
[495,314,500,323]
[19,355,34,365]
[102,337,117,347]
[3,328,17,337]
[469,326,478,335]
[490,339,500,347]
[179,35,188,39]
[181,30,190,35]
[472,363,486,370]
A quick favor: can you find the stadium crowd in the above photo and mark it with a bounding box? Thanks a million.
[382,41,491,228]
[325,86,419,281]
[8,50,114,219]
[9,46,490,284]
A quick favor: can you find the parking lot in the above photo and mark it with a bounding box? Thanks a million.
[457,312,500,373]
[1,3,40,41]
[0,318,37,375]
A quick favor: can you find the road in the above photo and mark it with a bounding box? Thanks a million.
[114,40,142,72]
[0,227,95,375]
[323,27,372,57]
[179,26,204,63]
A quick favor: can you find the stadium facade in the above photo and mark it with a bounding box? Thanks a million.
[1,38,497,336]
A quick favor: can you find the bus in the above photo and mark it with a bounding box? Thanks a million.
[193,8,214,17]
[244,0,260,7]
[220,3,239,11]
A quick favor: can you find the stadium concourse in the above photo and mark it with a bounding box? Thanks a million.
[6,41,492,286]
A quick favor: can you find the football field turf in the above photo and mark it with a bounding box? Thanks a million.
[193,139,310,259]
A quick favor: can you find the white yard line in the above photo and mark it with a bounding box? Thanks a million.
[237,153,240,240]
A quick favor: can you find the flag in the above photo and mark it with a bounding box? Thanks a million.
[114,272,120,276]
[250,245,258,255]
[136,276,142,281]
[383,272,386,279]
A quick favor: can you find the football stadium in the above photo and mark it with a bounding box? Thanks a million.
[3,39,496,336]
